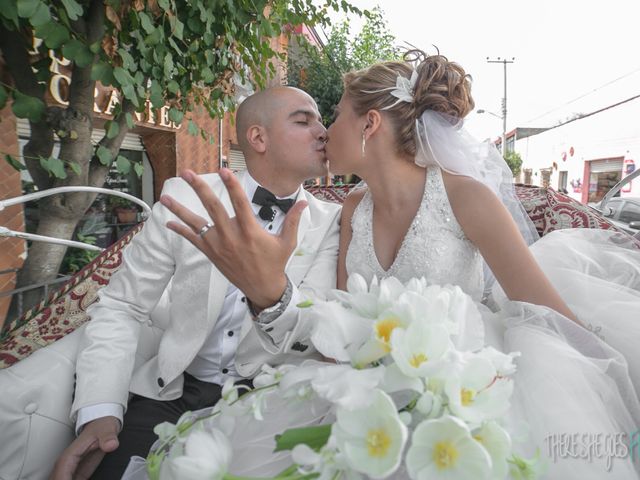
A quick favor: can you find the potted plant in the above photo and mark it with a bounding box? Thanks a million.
[108,195,139,224]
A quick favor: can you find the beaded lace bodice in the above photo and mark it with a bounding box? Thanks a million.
[345,166,484,301]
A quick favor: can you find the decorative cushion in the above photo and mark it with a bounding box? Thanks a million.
[0,185,629,369]
[0,225,142,369]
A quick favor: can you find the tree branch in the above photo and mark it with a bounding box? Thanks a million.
[0,23,54,190]
[88,99,136,187]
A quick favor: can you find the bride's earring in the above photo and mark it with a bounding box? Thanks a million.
[361,131,366,158]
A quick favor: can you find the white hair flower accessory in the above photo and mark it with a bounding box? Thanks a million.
[362,69,418,110]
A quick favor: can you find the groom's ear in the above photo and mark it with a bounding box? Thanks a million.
[363,109,382,138]
[246,125,267,153]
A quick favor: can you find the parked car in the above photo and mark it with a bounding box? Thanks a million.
[592,196,640,236]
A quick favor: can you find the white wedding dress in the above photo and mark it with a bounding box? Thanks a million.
[123,165,640,480]
[346,165,640,479]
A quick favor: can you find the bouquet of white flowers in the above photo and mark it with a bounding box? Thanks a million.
[140,275,542,480]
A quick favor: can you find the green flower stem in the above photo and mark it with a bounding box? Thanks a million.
[152,382,280,454]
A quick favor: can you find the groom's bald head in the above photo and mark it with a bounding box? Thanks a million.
[236,86,312,153]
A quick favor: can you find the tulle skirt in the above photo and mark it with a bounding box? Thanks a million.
[124,228,640,479]
[489,228,640,478]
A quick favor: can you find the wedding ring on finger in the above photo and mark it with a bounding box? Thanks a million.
[198,222,214,238]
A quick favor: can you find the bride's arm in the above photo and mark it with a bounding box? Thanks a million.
[337,189,366,290]
[442,172,581,325]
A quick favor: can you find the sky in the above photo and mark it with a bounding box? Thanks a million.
[325,0,640,141]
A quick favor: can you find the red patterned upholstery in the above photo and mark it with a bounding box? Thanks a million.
[0,185,630,369]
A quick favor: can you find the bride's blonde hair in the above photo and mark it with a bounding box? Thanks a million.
[342,49,474,157]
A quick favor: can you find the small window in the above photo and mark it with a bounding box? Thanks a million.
[619,202,640,223]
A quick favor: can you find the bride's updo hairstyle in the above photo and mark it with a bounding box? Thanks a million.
[342,49,474,158]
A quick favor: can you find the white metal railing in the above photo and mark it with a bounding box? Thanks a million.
[0,186,151,252]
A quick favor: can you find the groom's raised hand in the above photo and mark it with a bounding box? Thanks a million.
[160,168,307,310]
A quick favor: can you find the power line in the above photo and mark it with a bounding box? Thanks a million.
[544,93,640,131]
[525,66,640,124]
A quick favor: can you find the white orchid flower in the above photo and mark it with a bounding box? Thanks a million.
[310,364,386,410]
[390,320,452,378]
[333,389,408,478]
[445,355,513,424]
[252,363,296,388]
[167,429,232,480]
[472,421,512,479]
[406,416,492,480]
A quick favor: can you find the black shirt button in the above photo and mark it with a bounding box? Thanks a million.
[222,368,229,374]
[157,377,164,387]
[241,296,246,303]
[268,224,273,230]
[228,330,234,337]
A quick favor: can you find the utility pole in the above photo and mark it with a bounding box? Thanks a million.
[487,57,515,155]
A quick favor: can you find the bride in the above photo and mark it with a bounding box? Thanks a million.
[324,50,640,478]
[129,51,640,479]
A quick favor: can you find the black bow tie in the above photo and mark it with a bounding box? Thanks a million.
[252,186,296,222]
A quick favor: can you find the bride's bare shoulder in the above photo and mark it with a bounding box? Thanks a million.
[439,170,509,233]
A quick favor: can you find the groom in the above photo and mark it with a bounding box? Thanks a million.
[51,86,341,479]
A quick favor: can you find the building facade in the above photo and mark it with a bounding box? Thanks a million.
[514,97,640,204]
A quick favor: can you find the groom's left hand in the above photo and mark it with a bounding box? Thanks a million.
[160,168,307,310]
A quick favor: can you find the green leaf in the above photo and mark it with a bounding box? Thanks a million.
[167,80,179,95]
[149,80,163,108]
[163,53,174,77]
[118,48,136,71]
[274,425,332,453]
[139,11,155,34]
[89,40,101,54]
[96,145,112,165]
[0,85,7,110]
[47,156,67,179]
[91,62,114,85]
[168,107,183,125]
[115,155,131,174]
[11,91,45,122]
[0,0,19,27]
[296,300,314,308]
[134,162,144,177]
[69,162,82,175]
[125,112,134,129]
[69,130,78,139]
[201,67,214,83]
[28,1,51,27]
[113,67,133,87]
[157,0,169,10]
[4,154,26,171]
[37,23,70,49]
[62,39,94,68]
[60,0,82,20]
[187,119,198,136]
[170,16,184,40]
[17,0,39,18]
[106,120,119,139]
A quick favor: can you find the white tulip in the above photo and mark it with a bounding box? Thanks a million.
[167,429,231,480]
[390,320,452,378]
[472,421,512,479]
[311,364,385,410]
[333,390,408,478]
[309,300,372,361]
[406,416,492,480]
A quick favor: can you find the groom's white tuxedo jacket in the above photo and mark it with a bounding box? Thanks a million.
[70,171,341,421]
